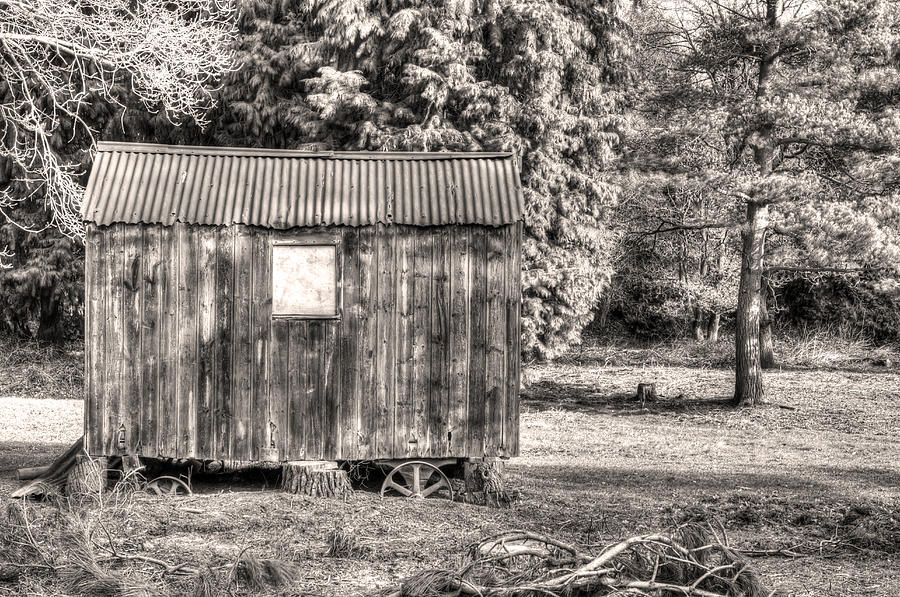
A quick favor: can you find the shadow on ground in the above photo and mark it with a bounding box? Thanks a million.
[523,381,735,415]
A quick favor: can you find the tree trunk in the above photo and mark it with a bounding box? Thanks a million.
[759,285,776,369]
[36,286,64,343]
[597,294,611,330]
[692,308,706,341]
[707,313,720,343]
[735,0,779,405]
[281,461,351,498]
[733,203,768,406]
[464,458,508,507]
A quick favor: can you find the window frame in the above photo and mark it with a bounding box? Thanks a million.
[270,238,342,320]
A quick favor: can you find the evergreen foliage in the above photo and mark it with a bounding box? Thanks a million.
[144,0,633,360]
[0,205,83,341]
[779,275,900,345]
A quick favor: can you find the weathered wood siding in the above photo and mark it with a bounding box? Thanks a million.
[84,222,522,461]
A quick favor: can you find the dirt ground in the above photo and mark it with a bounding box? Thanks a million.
[1,363,899,596]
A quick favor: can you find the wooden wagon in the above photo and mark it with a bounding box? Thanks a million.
[80,142,523,499]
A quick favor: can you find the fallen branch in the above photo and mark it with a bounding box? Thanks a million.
[387,526,773,597]
[11,436,85,498]
[739,547,805,558]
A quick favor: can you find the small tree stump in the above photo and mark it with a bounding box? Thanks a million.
[636,383,657,406]
[66,455,108,499]
[463,458,509,507]
[281,461,351,498]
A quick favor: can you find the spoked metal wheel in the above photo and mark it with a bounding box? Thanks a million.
[144,475,192,497]
[380,461,453,500]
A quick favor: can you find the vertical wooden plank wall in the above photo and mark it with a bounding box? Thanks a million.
[103,224,123,455]
[214,228,234,458]
[85,222,522,461]
[356,228,377,459]
[84,227,103,452]
[140,228,160,455]
[374,226,396,458]
[428,229,451,457]
[232,225,252,459]
[157,226,177,457]
[394,230,414,457]
[448,227,470,456]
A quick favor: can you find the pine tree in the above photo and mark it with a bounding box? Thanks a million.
[629,0,900,404]
[149,0,634,360]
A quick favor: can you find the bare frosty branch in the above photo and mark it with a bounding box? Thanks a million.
[0,0,237,240]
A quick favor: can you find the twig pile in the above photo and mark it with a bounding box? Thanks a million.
[386,526,776,596]
[1,476,296,596]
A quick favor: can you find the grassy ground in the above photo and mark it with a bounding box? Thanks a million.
[0,337,82,401]
[1,341,899,595]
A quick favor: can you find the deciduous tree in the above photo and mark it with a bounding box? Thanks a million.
[629,0,900,404]
[0,0,237,242]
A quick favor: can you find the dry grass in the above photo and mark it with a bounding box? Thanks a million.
[325,527,374,559]
[1,340,899,596]
[0,336,82,401]
[560,328,900,373]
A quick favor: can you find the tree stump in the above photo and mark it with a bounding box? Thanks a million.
[66,455,108,500]
[636,383,657,406]
[463,458,509,507]
[281,461,351,498]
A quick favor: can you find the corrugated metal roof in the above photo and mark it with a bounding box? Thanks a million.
[82,142,524,228]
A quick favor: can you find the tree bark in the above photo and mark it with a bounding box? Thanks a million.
[597,294,611,330]
[734,0,779,406]
[692,307,706,341]
[707,313,720,343]
[464,458,508,507]
[281,461,351,498]
[36,286,64,342]
[759,283,776,368]
[733,203,768,406]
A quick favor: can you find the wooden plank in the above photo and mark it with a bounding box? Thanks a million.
[338,229,359,460]
[411,227,432,457]
[121,226,142,454]
[214,227,234,459]
[83,228,92,449]
[231,225,253,460]
[466,226,487,457]
[85,226,105,455]
[374,225,396,459]
[157,226,178,458]
[270,319,290,461]
[448,226,470,456]
[104,224,124,455]
[288,321,308,460]
[249,228,271,461]
[356,226,377,459]
[176,223,199,457]
[505,223,523,456]
[393,227,415,458]
[429,228,451,457]
[196,227,218,459]
[484,228,507,457]
[139,226,161,456]
[322,320,340,459]
[306,321,324,459]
